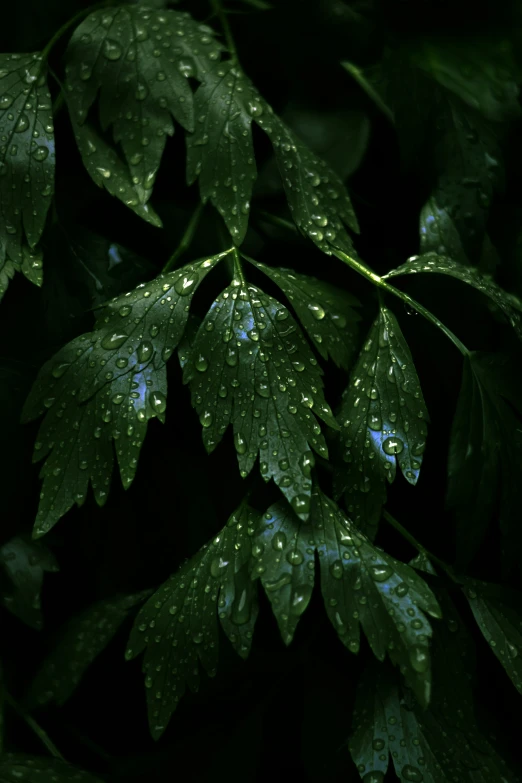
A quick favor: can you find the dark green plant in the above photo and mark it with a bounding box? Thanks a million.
[1,0,522,780]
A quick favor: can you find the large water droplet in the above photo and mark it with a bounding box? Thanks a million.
[382,437,404,455]
[272,531,287,551]
[210,556,229,578]
[401,765,424,782]
[150,390,167,414]
[234,432,247,455]
[101,331,128,350]
[370,564,393,582]
[137,340,153,363]
[362,773,385,783]
[32,146,49,161]
[290,584,312,615]
[174,272,199,296]
[409,645,429,674]
[308,302,326,320]
[291,494,310,516]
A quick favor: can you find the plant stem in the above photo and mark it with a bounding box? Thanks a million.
[210,0,239,62]
[232,246,247,286]
[162,203,205,273]
[383,510,459,582]
[41,3,107,63]
[341,61,394,123]
[333,249,470,356]
[256,210,298,234]
[4,692,65,761]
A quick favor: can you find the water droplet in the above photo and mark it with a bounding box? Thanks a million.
[150,390,167,414]
[137,340,153,363]
[372,738,385,751]
[409,645,429,674]
[308,302,326,320]
[135,82,148,101]
[210,556,229,578]
[103,38,123,60]
[101,331,128,350]
[370,564,393,582]
[363,772,385,783]
[51,362,70,379]
[174,273,199,296]
[287,549,304,566]
[291,494,310,516]
[32,146,49,161]
[401,765,424,782]
[290,584,312,615]
[195,355,208,372]
[234,432,247,455]
[0,94,14,109]
[382,437,404,456]
[272,531,287,551]
[329,559,343,580]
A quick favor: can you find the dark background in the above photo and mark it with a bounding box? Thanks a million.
[1,0,521,780]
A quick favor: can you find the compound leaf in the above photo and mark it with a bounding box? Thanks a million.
[22,254,224,537]
[186,61,257,243]
[65,5,223,206]
[27,590,152,709]
[0,536,58,629]
[335,306,429,539]
[126,502,259,739]
[251,501,315,645]
[183,277,338,519]
[247,260,361,369]
[313,490,440,707]
[0,53,54,297]
[386,253,522,339]
[464,580,522,696]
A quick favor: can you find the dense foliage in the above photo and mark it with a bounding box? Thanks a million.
[1,0,522,780]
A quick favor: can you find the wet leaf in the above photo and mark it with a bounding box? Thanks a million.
[335,306,429,539]
[386,252,522,340]
[350,658,517,783]
[313,491,440,707]
[183,277,338,519]
[0,536,58,629]
[126,502,259,739]
[464,580,522,696]
[256,110,359,254]
[0,755,104,782]
[27,590,151,708]
[186,62,257,243]
[0,54,54,298]
[412,37,520,122]
[252,502,315,645]
[65,5,223,206]
[447,352,522,564]
[22,254,225,537]
[247,260,361,369]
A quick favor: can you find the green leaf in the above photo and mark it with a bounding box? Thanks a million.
[385,252,522,340]
[312,491,440,707]
[0,53,54,297]
[251,502,315,645]
[126,502,259,739]
[0,246,43,301]
[412,37,520,122]
[447,352,522,563]
[464,580,522,696]
[256,111,359,254]
[27,590,151,708]
[186,62,257,243]
[350,659,516,783]
[22,254,225,537]
[335,306,429,539]
[246,260,361,369]
[183,277,338,520]
[68,119,162,228]
[0,536,58,629]
[64,5,223,205]
[0,755,104,783]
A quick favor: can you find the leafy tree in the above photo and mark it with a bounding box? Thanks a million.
[1,0,522,780]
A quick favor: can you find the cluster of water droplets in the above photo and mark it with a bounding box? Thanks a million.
[126,505,257,738]
[186,61,258,244]
[64,6,223,214]
[337,307,428,533]
[255,111,358,255]
[0,53,54,274]
[23,257,221,534]
[250,260,361,369]
[185,280,336,519]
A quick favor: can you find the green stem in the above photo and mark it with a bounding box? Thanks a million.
[256,210,298,234]
[333,249,469,356]
[383,510,459,582]
[162,203,205,273]
[209,0,239,62]
[231,246,247,286]
[341,61,394,123]
[5,692,65,761]
[40,3,107,62]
